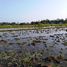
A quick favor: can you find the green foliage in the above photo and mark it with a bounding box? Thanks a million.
[63,41,67,46]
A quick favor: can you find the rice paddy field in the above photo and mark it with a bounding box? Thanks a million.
[0,27,67,67]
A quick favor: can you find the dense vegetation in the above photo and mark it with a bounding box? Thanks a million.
[0,19,67,28]
[0,18,67,24]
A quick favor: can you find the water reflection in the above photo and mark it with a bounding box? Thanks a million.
[0,28,67,66]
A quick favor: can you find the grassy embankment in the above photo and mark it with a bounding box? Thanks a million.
[0,24,67,29]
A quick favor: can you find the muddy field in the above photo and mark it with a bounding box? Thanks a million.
[0,28,67,67]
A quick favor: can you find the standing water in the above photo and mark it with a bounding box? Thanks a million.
[0,28,67,67]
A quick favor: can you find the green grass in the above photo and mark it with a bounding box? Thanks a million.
[0,23,67,29]
[63,41,67,46]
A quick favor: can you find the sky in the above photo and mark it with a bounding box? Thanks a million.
[0,0,67,22]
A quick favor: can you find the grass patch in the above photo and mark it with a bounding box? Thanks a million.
[0,24,67,29]
[63,42,67,46]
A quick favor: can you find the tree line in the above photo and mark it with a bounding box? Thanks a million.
[0,19,67,25]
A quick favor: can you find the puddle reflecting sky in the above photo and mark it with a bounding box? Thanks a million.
[0,28,67,59]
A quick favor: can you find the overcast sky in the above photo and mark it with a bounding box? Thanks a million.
[0,0,67,22]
